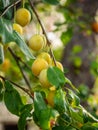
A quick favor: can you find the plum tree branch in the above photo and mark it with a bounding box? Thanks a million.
[0,0,21,18]
[28,0,57,66]
[0,75,33,99]
[8,47,32,91]
[28,0,50,45]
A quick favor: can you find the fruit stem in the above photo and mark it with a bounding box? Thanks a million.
[13,0,16,23]
[22,0,25,8]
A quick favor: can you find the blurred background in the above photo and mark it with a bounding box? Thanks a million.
[0,0,98,129]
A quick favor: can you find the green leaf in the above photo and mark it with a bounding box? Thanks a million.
[58,112,71,126]
[4,81,24,116]
[13,31,34,59]
[0,18,15,43]
[92,123,98,128]
[39,108,59,130]
[52,126,66,130]
[18,104,33,130]
[79,105,98,123]
[47,67,65,88]
[54,89,67,112]
[68,89,80,106]
[0,44,4,64]
[33,92,47,117]
[81,123,98,130]
[33,92,59,129]
[69,106,84,124]
[53,126,76,130]
[0,80,3,92]
[0,18,34,59]
[65,77,79,92]
[42,0,59,5]
[39,108,53,129]
[0,80,4,101]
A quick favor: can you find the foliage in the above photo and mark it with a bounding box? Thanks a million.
[0,0,98,130]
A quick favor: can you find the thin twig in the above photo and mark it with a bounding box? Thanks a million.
[8,47,31,91]
[0,0,21,18]
[19,58,31,70]
[28,0,57,66]
[13,55,31,70]
[0,75,33,99]
[28,0,50,45]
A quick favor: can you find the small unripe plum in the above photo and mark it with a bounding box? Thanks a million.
[47,90,56,107]
[39,69,51,87]
[15,8,31,27]
[28,34,46,51]
[13,23,23,35]
[52,61,64,71]
[31,58,48,76]
[37,52,51,64]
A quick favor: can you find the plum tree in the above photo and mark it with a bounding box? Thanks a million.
[0,1,98,130]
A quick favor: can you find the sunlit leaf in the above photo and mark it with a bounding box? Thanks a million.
[33,91,59,129]
[47,67,65,88]
[13,31,34,59]
[0,18,15,43]
[81,123,98,130]
[39,107,59,129]
[68,89,80,106]
[54,88,67,112]
[33,92,47,117]
[0,18,34,59]
[70,106,84,124]
[39,108,53,129]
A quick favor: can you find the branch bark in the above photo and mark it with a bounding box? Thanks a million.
[0,75,33,99]
[0,0,21,18]
[8,47,32,91]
